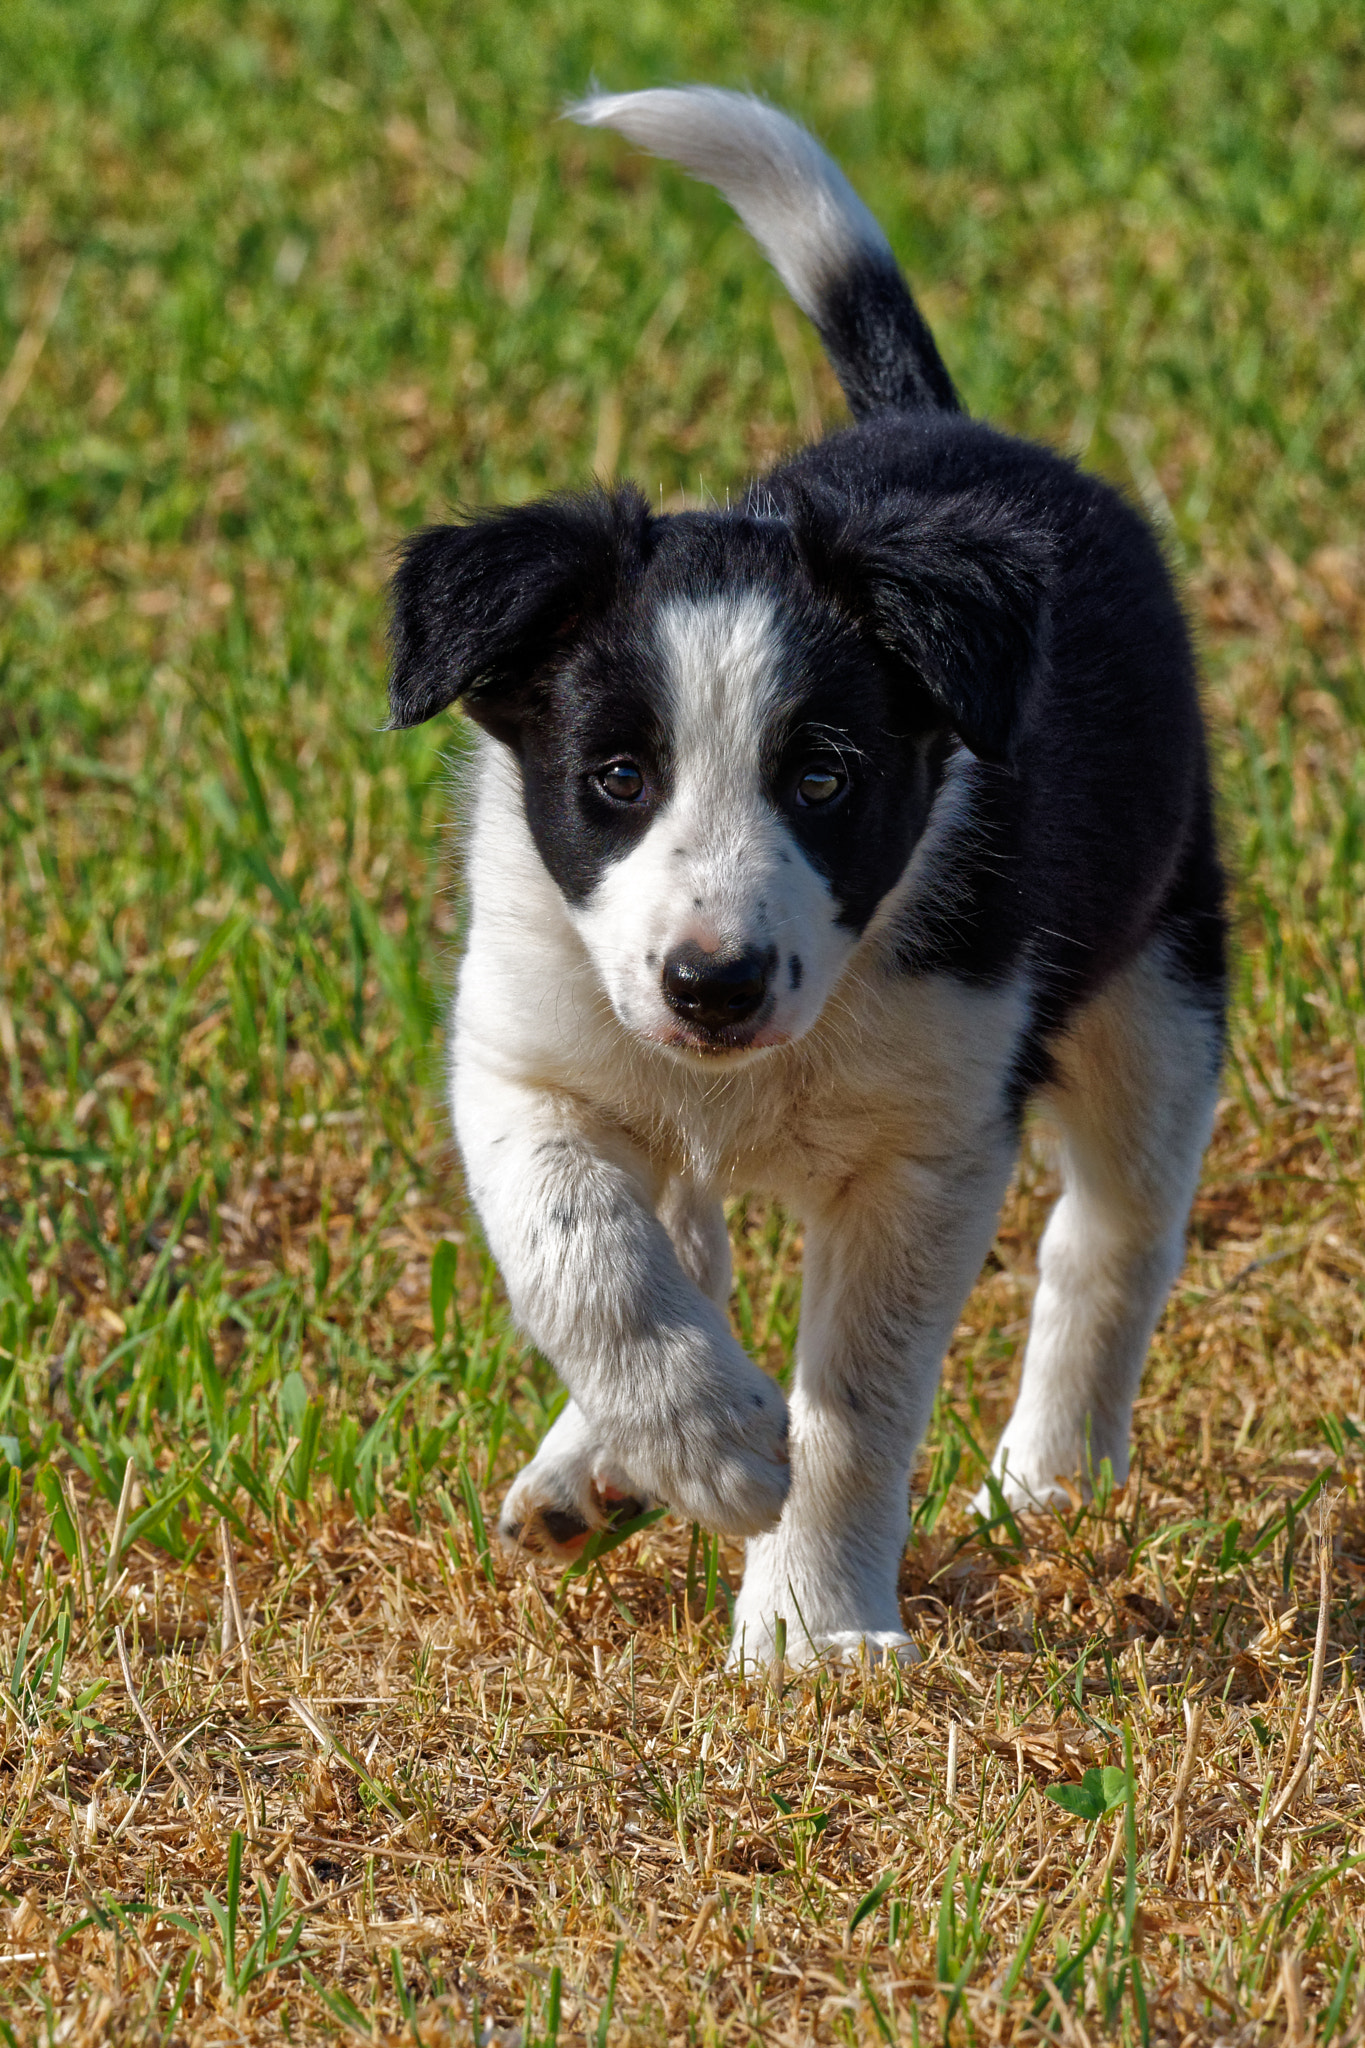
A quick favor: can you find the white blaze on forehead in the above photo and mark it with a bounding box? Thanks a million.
[655,592,784,788]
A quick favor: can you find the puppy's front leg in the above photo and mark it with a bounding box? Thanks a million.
[730,1141,1014,1670]
[455,1059,789,1539]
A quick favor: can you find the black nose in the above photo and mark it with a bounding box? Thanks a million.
[661,943,769,1033]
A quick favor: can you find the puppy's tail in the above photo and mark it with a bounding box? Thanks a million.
[569,85,960,421]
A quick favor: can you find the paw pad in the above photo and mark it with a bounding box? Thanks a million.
[540,1506,591,1546]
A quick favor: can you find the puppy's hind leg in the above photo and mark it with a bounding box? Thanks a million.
[977,947,1222,1514]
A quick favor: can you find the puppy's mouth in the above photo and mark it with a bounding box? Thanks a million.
[644,1016,792,1060]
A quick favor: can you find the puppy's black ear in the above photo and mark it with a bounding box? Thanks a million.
[387,484,652,731]
[790,484,1054,764]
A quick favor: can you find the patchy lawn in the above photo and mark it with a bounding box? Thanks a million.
[1,0,1363,2040]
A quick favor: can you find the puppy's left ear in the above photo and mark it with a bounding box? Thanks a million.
[388,484,652,732]
[791,484,1054,765]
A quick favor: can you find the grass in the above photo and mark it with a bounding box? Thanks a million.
[1,0,1364,2039]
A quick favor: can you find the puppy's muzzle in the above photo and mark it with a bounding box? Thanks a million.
[662,942,770,1038]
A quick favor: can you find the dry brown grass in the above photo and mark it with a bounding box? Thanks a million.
[4,1020,1364,2045]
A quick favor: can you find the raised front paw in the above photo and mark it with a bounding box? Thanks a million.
[626,1358,790,1539]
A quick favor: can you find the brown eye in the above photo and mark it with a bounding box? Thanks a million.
[596,760,645,803]
[796,763,846,807]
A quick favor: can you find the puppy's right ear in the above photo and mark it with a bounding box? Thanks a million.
[387,484,652,734]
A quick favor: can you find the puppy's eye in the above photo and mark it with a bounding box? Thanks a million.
[595,760,646,803]
[795,763,847,808]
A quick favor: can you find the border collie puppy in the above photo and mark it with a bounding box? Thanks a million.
[387,88,1225,1669]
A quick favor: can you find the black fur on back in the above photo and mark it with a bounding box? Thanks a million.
[765,412,1226,1097]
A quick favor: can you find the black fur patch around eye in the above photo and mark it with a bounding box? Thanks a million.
[513,630,675,905]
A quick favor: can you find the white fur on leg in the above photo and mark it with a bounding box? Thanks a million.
[498,1176,724,1561]
[729,1431,916,1670]
[731,1619,919,1674]
[974,1212,1187,1513]
[730,1128,1018,1672]
[730,1568,918,1672]
[975,945,1221,1515]
[453,1054,790,1539]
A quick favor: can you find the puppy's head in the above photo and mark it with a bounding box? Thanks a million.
[389,481,1050,1058]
